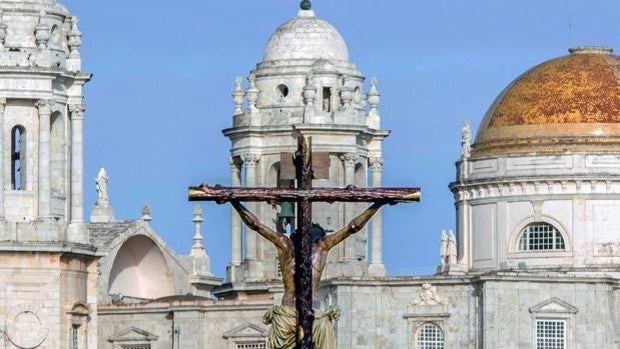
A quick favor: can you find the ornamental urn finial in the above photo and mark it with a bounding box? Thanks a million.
[246,74,259,111]
[367,77,381,114]
[67,16,83,59]
[340,75,353,110]
[35,9,50,49]
[303,72,317,106]
[232,76,245,115]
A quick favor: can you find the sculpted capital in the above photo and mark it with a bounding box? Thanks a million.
[369,157,384,171]
[69,104,86,120]
[34,99,52,114]
[341,153,359,167]
[241,153,261,167]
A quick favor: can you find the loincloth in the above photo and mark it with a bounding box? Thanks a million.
[262,305,341,349]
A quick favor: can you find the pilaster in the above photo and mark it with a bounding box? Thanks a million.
[341,153,358,262]
[228,157,242,282]
[67,104,86,242]
[35,99,52,221]
[69,104,85,223]
[368,157,386,276]
[241,153,261,280]
[0,98,6,221]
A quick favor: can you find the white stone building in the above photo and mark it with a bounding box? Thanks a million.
[0,0,618,348]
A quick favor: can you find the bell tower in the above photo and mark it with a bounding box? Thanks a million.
[0,5,89,242]
[0,1,97,348]
[223,2,389,286]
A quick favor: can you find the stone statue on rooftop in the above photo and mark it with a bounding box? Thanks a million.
[461,120,472,160]
[448,230,458,265]
[95,167,109,202]
[440,230,449,266]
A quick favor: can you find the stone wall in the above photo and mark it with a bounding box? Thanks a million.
[0,251,96,348]
[98,300,271,349]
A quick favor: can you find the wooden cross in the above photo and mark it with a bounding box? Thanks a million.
[189,136,420,349]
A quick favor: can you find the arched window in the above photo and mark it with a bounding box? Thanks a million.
[11,125,26,190]
[518,222,565,251]
[50,112,65,195]
[416,323,445,349]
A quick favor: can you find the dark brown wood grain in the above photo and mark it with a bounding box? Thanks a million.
[189,186,421,203]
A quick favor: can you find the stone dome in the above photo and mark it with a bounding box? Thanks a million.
[473,46,620,158]
[263,9,349,62]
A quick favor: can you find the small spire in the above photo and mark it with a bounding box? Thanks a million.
[191,204,206,257]
[141,204,152,222]
[300,0,312,10]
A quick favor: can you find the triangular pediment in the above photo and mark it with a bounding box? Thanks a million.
[108,326,158,342]
[223,322,268,339]
[529,297,578,315]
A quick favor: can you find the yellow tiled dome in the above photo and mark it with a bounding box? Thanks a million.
[473,47,620,157]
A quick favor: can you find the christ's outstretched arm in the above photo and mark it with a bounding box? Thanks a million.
[319,202,386,251]
[231,201,288,250]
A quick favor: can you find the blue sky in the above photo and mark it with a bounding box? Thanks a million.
[62,0,620,276]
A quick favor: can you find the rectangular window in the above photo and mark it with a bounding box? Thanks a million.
[71,324,79,349]
[536,319,566,349]
[120,345,151,349]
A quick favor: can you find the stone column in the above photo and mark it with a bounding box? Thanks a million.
[368,157,386,276]
[341,153,358,261]
[229,157,242,266]
[241,153,261,275]
[35,100,52,220]
[69,104,85,223]
[0,98,6,220]
[456,190,470,267]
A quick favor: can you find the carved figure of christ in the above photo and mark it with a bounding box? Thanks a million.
[189,136,420,349]
[230,200,385,309]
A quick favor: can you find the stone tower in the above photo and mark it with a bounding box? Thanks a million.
[0,0,96,348]
[224,4,389,284]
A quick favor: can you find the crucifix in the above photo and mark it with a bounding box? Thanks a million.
[189,136,420,349]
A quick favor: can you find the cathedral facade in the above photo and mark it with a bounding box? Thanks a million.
[0,0,618,348]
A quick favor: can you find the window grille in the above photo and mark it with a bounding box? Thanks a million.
[71,324,79,349]
[536,319,566,349]
[236,343,266,349]
[120,345,151,349]
[416,323,444,349]
[518,222,565,251]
